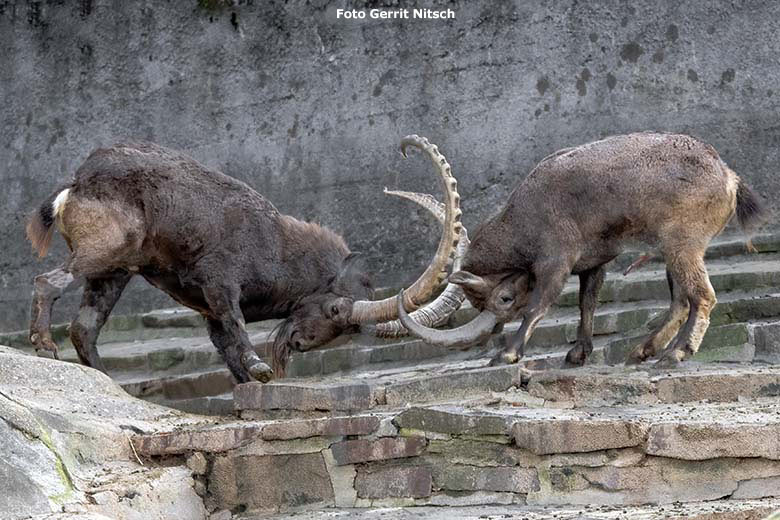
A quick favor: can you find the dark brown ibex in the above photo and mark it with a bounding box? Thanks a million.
[26,136,462,383]
[399,133,765,367]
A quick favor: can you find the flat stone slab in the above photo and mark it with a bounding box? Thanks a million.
[526,363,780,407]
[234,360,521,412]
[393,397,780,460]
[246,498,780,519]
[234,380,377,411]
[134,414,385,455]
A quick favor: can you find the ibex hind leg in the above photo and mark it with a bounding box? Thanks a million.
[69,271,132,373]
[626,269,689,365]
[30,265,84,359]
[655,250,716,367]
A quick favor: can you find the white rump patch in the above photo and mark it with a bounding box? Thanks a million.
[52,188,70,219]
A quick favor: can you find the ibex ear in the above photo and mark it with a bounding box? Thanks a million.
[335,253,372,298]
[449,270,489,298]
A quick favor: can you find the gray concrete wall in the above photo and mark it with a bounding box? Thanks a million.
[1,0,778,331]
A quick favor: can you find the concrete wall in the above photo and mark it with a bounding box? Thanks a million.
[1,0,778,331]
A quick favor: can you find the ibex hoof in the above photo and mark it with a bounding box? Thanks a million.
[564,341,591,367]
[241,351,273,383]
[624,347,649,366]
[30,333,60,360]
[489,351,518,366]
[654,350,684,369]
[247,360,273,383]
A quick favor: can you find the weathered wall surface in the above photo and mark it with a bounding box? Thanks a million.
[0,0,778,331]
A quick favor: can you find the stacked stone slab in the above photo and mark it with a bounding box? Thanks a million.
[132,364,780,513]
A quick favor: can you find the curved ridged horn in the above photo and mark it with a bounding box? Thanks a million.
[349,135,462,324]
[367,189,469,337]
[396,289,498,348]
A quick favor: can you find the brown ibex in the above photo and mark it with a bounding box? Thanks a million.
[26,136,462,383]
[398,133,765,367]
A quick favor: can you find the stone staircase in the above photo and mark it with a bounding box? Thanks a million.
[2,231,780,517]
[5,232,778,414]
[129,362,780,516]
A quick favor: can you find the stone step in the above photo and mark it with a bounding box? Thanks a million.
[0,307,274,351]
[132,390,780,511]
[242,499,780,520]
[524,363,780,407]
[103,299,780,415]
[604,231,780,275]
[234,358,780,415]
[479,290,780,352]
[112,317,776,415]
[118,367,234,402]
[22,289,774,417]
[369,231,780,299]
[4,233,774,351]
[556,257,780,307]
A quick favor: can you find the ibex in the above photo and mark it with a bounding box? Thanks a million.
[26,136,463,383]
[398,133,765,367]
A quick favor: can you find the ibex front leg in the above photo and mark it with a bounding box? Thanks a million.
[565,264,606,366]
[492,262,571,365]
[202,285,273,384]
[29,265,83,359]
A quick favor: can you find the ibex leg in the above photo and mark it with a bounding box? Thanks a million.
[202,285,273,384]
[626,269,689,365]
[69,272,132,372]
[492,262,571,365]
[656,251,715,367]
[29,265,83,359]
[565,264,606,366]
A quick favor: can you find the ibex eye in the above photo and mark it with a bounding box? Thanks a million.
[331,305,339,316]
[501,295,513,304]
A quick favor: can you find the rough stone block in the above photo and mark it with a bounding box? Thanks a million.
[576,463,739,504]
[209,452,334,510]
[732,476,780,499]
[331,437,427,465]
[527,371,656,407]
[260,415,380,440]
[646,423,780,460]
[427,439,537,467]
[394,407,511,436]
[513,419,647,455]
[234,381,374,411]
[148,348,187,371]
[186,452,208,475]
[424,490,516,506]
[432,463,540,493]
[654,371,780,403]
[355,466,432,499]
[385,366,516,407]
[284,350,324,378]
[755,321,780,363]
[133,424,264,456]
